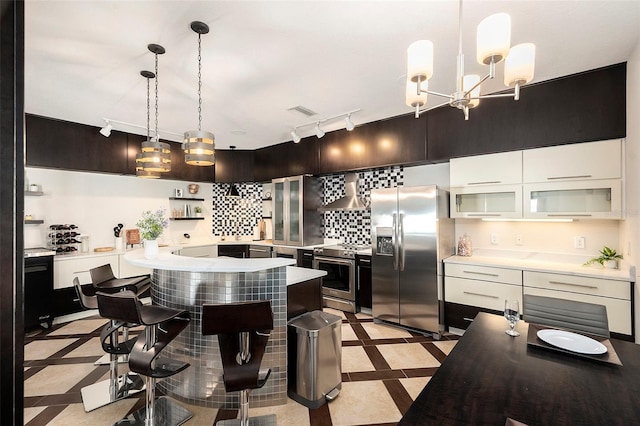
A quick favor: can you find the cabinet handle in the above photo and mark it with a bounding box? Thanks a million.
[463,270,499,277]
[467,214,502,217]
[359,259,371,264]
[548,280,598,289]
[463,317,475,322]
[73,270,89,274]
[303,253,313,257]
[467,180,501,185]
[463,291,499,299]
[546,214,593,217]
[547,175,592,180]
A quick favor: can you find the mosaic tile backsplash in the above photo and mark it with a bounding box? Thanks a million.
[210,166,404,244]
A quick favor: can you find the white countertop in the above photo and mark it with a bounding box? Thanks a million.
[444,248,633,282]
[286,266,326,286]
[124,247,295,272]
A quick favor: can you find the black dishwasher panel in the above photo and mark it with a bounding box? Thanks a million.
[24,255,54,330]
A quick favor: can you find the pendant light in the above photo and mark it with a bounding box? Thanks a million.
[136,70,160,179]
[183,21,215,166]
[225,145,240,197]
[138,44,171,173]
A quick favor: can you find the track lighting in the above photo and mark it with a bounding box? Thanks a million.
[291,129,301,143]
[99,121,112,137]
[289,108,360,142]
[344,114,355,131]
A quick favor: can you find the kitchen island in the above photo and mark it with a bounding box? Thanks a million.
[124,248,326,409]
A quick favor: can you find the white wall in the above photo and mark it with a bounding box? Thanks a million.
[24,168,213,250]
[625,37,640,343]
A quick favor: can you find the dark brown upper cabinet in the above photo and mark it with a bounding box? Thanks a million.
[318,113,427,174]
[214,149,254,183]
[253,138,319,182]
[26,114,129,174]
[126,134,214,182]
[427,62,626,161]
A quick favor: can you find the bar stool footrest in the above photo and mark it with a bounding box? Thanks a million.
[114,396,192,426]
[80,373,145,412]
[217,414,277,426]
[148,357,190,378]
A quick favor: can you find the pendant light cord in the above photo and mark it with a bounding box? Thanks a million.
[154,52,159,139]
[146,76,151,141]
[198,33,202,132]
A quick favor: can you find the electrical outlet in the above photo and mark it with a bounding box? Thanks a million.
[490,233,499,245]
[574,236,585,249]
[515,234,523,246]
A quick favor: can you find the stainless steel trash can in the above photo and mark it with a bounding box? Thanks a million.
[287,310,342,408]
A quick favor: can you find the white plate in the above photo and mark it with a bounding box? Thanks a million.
[536,329,607,355]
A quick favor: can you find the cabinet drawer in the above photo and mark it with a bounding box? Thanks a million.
[445,263,522,286]
[445,277,522,311]
[523,271,630,300]
[54,255,118,289]
[444,302,500,330]
[523,287,632,335]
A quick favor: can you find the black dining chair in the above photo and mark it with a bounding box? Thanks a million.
[523,294,610,337]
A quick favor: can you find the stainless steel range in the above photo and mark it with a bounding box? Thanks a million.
[313,244,367,313]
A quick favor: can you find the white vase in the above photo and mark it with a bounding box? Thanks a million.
[604,260,619,269]
[144,239,159,259]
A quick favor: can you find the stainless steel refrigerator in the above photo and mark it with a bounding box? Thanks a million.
[371,185,454,334]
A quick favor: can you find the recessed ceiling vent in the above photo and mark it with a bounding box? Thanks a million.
[287,105,317,117]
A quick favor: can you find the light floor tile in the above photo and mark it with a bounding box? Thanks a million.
[328,380,402,425]
[341,346,375,373]
[355,312,372,320]
[323,308,347,319]
[377,343,440,370]
[341,324,358,341]
[48,319,108,336]
[24,338,77,360]
[63,337,103,358]
[24,363,97,397]
[433,340,458,355]
[23,406,46,423]
[361,322,412,340]
[249,398,310,426]
[46,400,138,426]
[181,402,218,425]
[399,377,431,400]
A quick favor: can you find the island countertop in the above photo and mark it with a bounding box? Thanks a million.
[124,247,296,272]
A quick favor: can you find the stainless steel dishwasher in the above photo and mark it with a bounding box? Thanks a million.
[249,245,273,258]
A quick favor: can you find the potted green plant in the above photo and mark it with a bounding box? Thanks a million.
[194,206,203,217]
[136,209,168,259]
[584,246,623,269]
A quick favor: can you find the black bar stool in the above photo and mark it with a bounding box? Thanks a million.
[75,278,146,412]
[90,264,151,296]
[201,300,276,426]
[96,290,192,426]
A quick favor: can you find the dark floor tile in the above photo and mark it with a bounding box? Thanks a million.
[342,340,362,347]
[309,400,333,426]
[25,405,67,426]
[26,355,102,367]
[341,372,351,382]
[363,345,391,370]
[349,322,370,340]
[23,366,45,380]
[361,337,408,346]
[383,379,414,415]
[403,367,439,378]
[348,370,406,381]
[23,395,45,408]
[422,342,447,363]
[36,392,83,406]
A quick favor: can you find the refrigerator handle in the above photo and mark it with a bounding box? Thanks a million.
[392,213,398,270]
[399,213,405,271]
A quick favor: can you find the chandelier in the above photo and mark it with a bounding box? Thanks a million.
[183,21,215,166]
[406,0,535,120]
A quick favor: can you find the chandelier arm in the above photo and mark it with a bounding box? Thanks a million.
[478,92,518,99]
[463,72,492,97]
[425,90,454,100]
[416,99,453,117]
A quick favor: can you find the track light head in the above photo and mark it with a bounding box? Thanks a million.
[291,129,301,143]
[345,114,355,131]
[99,121,112,137]
[315,123,325,139]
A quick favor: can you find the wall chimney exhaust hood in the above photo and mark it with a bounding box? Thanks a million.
[319,173,369,211]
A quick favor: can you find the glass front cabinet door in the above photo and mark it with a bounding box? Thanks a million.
[450,185,523,219]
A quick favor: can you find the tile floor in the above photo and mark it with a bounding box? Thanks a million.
[23,308,458,425]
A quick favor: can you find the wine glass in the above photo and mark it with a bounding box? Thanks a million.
[504,299,520,336]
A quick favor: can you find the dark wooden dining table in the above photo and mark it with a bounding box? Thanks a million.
[399,312,640,425]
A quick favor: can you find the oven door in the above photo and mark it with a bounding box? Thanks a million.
[313,256,356,301]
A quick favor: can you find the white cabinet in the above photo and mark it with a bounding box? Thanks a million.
[450,151,522,186]
[523,179,623,219]
[450,185,522,219]
[118,257,152,278]
[522,139,622,183]
[444,264,522,311]
[178,245,218,258]
[523,271,632,335]
[54,254,118,289]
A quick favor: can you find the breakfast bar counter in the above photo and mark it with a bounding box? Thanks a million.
[124,248,297,408]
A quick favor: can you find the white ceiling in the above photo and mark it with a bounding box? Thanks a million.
[25,0,640,150]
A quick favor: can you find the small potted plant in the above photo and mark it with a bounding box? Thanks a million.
[194,206,203,217]
[584,246,623,269]
[135,209,168,259]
